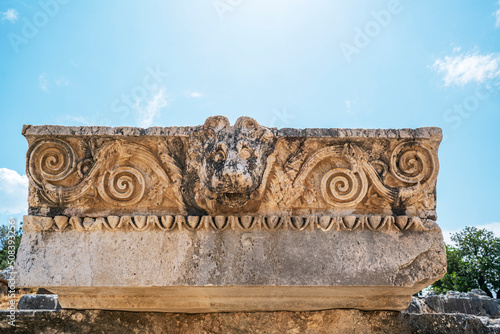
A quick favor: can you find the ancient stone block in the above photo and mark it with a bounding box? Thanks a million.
[16,116,446,312]
[406,291,500,317]
[17,295,61,311]
[2,309,499,334]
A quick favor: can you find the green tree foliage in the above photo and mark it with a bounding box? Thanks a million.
[0,223,23,271]
[432,226,500,298]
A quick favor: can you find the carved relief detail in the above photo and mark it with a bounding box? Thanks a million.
[25,117,439,217]
[320,168,368,208]
[182,116,277,215]
[390,141,438,205]
[27,138,185,212]
[99,166,146,206]
[390,141,436,184]
[28,138,76,184]
[265,141,438,213]
[23,215,439,233]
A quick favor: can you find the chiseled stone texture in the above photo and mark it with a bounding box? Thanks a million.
[406,291,500,318]
[17,295,60,311]
[23,116,441,218]
[2,309,500,334]
[16,116,446,312]
[17,220,445,312]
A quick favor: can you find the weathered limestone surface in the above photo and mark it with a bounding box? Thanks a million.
[2,309,500,334]
[18,227,445,312]
[22,116,441,218]
[17,294,60,311]
[16,116,446,312]
[407,290,500,318]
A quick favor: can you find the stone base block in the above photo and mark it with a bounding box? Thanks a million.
[16,216,446,312]
[47,286,414,313]
[2,309,499,334]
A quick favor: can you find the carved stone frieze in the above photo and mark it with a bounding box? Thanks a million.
[22,214,439,233]
[17,117,446,313]
[23,116,441,219]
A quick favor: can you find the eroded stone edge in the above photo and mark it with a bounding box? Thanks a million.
[22,124,443,139]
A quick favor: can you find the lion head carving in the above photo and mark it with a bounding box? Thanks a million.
[183,116,277,215]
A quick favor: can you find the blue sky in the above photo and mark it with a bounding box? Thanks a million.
[0,0,499,242]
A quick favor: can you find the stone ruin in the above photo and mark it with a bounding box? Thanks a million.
[15,116,446,314]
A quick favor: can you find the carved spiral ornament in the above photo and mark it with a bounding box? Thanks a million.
[390,142,436,184]
[99,166,146,205]
[28,139,76,185]
[320,168,368,207]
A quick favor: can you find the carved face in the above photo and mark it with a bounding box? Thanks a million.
[184,116,276,213]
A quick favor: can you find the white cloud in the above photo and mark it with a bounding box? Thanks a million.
[137,87,169,127]
[55,77,70,87]
[39,73,50,93]
[345,99,356,113]
[1,9,18,23]
[442,229,454,246]
[63,115,93,125]
[442,222,500,246]
[186,91,205,98]
[495,2,500,28]
[476,222,500,236]
[39,73,70,93]
[433,51,500,86]
[0,168,28,215]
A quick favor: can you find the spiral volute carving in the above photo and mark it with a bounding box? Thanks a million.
[390,142,436,184]
[28,139,76,185]
[99,166,146,205]
[320,168,368,207]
